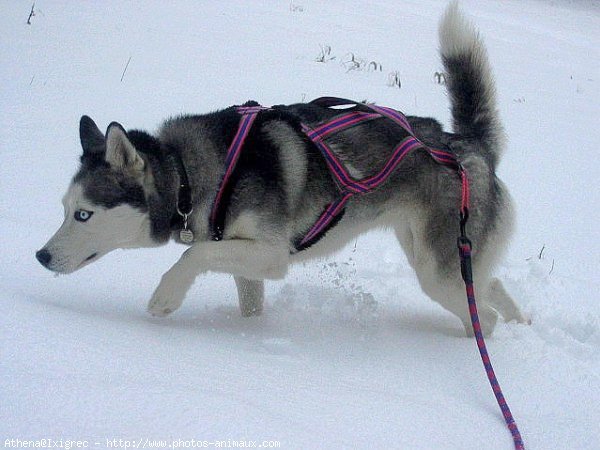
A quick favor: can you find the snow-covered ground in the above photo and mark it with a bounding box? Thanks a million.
[1,1,599,449]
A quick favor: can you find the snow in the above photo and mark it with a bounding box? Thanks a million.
[1,1,599,449]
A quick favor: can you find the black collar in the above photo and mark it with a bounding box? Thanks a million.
[169,149,192,219]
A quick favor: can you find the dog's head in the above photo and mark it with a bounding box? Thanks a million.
[36,116,159,273]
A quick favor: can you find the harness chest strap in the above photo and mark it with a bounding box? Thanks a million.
[209,107,266,241]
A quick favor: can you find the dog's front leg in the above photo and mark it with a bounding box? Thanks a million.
[147,240,288,317]
[234,276,264,317]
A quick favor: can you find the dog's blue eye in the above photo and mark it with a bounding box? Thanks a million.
[74,210,93,222]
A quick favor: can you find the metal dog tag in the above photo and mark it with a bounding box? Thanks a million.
[180,228,194,244]
[179,212,194,243]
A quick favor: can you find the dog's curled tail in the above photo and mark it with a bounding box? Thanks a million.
[439,1,505,168]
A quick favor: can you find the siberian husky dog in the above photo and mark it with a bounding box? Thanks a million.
[36,3,528,336]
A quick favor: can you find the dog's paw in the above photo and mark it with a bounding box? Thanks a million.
[514,311,532,326]
[147,288,183,318]
[240,305,263,317]
[463,305,498,338]
[147,303,175,317]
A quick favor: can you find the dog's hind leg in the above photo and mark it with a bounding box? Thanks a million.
[486,277,529,324]
[394,223,499,336]
[417,265,499,337]
[234,276,264,317]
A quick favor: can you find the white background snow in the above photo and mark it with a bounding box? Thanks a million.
[1,1,599,449]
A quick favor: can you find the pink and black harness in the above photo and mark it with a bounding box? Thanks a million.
[201,97,525,449]
[209,97,469,250]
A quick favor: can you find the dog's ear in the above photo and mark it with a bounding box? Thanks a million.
[80,115,106,156]
[105,122,145,174]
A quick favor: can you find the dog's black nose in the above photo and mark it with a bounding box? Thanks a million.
[36,249,52,267]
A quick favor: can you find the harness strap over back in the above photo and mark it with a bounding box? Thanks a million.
[296,97,470,249]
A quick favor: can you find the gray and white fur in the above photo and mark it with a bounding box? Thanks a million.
[37,2,528,336]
